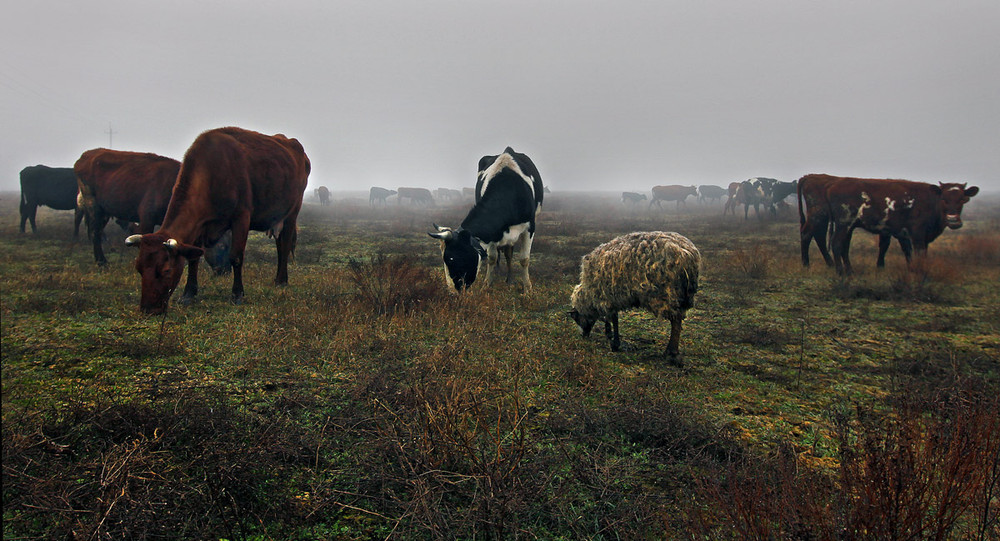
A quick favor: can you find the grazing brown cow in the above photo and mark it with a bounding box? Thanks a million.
[125,127,310,314]
[75,149,182,265]
[649,185,698,209]
[799,174,979,274]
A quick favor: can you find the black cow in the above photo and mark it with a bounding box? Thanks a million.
[19,165,85,235]
[369,187,396,207]
[769,179,798,216]
[429,146,543,292]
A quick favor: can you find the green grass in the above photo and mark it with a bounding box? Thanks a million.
[3,192,999,539]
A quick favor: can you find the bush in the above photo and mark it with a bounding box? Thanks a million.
[346,252,446,316]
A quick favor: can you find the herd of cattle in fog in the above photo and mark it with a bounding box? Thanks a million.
[15,126,981,361]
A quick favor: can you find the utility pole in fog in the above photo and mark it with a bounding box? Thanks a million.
[106,123,116,148]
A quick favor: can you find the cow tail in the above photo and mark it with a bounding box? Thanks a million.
[797,177,806,226]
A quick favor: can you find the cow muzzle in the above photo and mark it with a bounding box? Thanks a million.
[945,214,963,229]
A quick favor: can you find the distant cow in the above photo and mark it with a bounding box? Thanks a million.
[698,184,727,205]
[397,187,435,206]
[19,165,85,235]
[723,182,741,215]
[126,126,310,314]
[769,179,798,216]
[649,185,698,209]
[799,174,979,274]
[462,187,476,199]
[75,149,182,265]
[430,146,543,292]
[434,188,461,201]
[735,177,776,220]
[315,186,331,206]
[622,191,647,206]
[369,187,396,206]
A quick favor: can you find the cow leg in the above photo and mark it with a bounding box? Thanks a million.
[483,244,499,285]
[876,234,892,268]
[516,231,533,293]
[229,215,251,304]
[26,203,38,233]
[274,219,297,285]
[180,258,200,304]
[73,207,85,238]
[666,313,683,366]
[897,236,913,264]
[830,224,851,275]
[502,245,514,284]
[91,210,110,265]
[606,312,620,352]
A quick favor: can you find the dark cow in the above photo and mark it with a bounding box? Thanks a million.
[429,146,543,292]
[397,187,435,205]
[315,186,331,206]
[734,177,776,220]
[75,149,182,265]
[369,187,396,206]
[723,182,741,215]
[768,179,798,217]
[621,191,647,206]
[698,184,727,205]
[19,165,85,235]
[125,127,309,314]
[649,185,698,209]
[801,174,979,275]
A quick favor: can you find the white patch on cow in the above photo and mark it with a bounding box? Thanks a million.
[479,153,534,199]
[904,197,915,209]
[443,263,455,291]
[499,222,530,248]
[854,192,872,223]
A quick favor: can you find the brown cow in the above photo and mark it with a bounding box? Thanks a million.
[800,174,979,274]
[125,127,310,314]
[649,185,698,209]
[75,149,181,265]
[722,182,741,215]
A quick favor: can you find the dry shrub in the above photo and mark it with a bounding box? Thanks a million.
[957,233,1000,265]
[2,390,318,540]
[886,256,962,302]
[364,355,535,538]
[346,252,446,316]
[685,380,1000,540]
[728,243,772,280]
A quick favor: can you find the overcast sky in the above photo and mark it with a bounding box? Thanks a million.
[2,0,998,194]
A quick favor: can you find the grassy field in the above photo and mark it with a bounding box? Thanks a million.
[3,189,999,539]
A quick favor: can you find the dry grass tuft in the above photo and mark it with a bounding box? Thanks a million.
[346,252,447,316]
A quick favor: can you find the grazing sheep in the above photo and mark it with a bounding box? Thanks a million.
[569,231,700,365]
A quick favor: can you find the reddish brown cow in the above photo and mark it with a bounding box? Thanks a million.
[125,127,310,314]
[799,174,979,274]
[722,182,741,215]
[75,149,181,265]
[649,185,698,209]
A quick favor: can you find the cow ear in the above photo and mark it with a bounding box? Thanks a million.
[163,238,204,260]
[965,186,979,197]
[932,184,943,195]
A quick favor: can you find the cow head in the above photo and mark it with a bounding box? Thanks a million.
[568,309,597,337]
[126,233,204,314]
[428,224,486,292]
[934,183,979,229]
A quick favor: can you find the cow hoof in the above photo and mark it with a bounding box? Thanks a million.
[666,352,684,367]
[231,294,244,305]
[178,294,196,306]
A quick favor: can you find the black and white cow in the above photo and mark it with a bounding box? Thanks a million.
[429,147,543,292]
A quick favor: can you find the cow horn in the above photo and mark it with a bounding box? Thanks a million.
[428,229,454,241]
[432,223,450,232]
[125,234,143,247]
[164,239,179,252]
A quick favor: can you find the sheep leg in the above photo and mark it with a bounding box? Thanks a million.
[605,313,620,352]
[666,313,683,366]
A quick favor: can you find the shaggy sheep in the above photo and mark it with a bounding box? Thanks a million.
[569,231,701,365]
